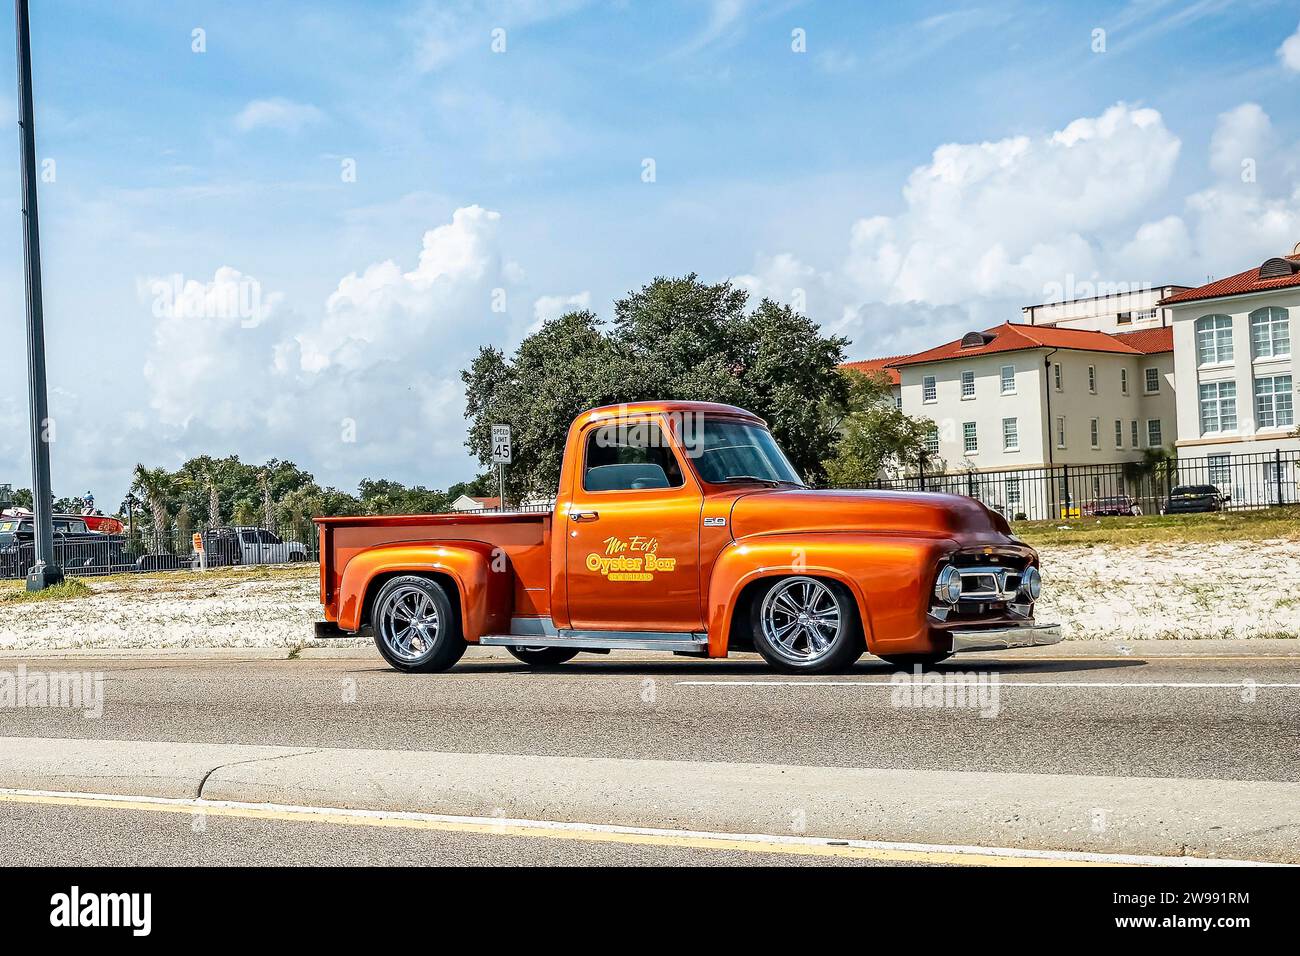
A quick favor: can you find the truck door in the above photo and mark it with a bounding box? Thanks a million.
[565,416,703,632]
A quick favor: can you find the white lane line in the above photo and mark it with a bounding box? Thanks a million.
[676,680,1300,688]
[0,787,1283,867]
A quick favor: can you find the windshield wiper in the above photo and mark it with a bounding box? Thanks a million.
[713,476,805,488]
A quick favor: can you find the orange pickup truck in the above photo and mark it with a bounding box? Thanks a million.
[314,400,1060,673]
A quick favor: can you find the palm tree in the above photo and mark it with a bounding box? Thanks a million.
[131,465,173,554]
[258,470,276,530]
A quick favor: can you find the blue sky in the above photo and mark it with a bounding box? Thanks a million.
[1,0,1298,505]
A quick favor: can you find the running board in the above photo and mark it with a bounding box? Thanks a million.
[480,629,708,654]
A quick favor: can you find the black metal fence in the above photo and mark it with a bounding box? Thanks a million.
[4,450,1294,582]
[0,507,558,580]
[838,448,1300,521]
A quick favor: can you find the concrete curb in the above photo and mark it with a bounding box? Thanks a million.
[1,736,1296,863]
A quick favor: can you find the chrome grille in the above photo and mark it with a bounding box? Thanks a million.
[956,566,1022,602]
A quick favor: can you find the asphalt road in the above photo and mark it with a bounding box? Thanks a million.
[0,801,885,867]
[1,648,1297,782]
[2,644,1297,866]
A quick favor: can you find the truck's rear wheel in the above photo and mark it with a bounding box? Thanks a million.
[371,575,466,673]
[750,576,863,674]
[506,646,580,667]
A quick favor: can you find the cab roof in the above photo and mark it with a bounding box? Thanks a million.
[576,400,765,429]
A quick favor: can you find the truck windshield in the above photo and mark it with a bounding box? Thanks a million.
[691,419,805,486]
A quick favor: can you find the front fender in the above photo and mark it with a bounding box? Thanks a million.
[336,539,511,641]
[707,533,953,657]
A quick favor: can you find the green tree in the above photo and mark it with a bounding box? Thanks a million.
[131,465,174,553]
[462,275,849,498]
[356,479,451,515]
[821,369,937,486]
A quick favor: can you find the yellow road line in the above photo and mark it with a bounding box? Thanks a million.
[0,790,1125,867]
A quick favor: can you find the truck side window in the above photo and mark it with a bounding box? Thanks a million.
[583,421,685,492]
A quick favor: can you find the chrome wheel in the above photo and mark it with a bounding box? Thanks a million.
[376,583,442,663]
[758,576,843,665]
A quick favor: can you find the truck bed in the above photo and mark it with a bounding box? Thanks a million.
[316,511,553,623]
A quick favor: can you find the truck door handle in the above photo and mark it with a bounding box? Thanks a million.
[570,511,599,523]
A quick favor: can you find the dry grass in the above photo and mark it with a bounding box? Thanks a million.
[0,577,94,605]
[1014,505,1300,548]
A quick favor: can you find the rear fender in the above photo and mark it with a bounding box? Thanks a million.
[336,540,511,641]
[707,533,951,657]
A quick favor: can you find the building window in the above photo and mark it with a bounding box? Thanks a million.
[1090,418,1100,448]
[1147,419,1162,447]
[1053,363,1063,390]
[1114,419,1123,448]
[1120,368,1129,394]
[1087,365,1097,393]
[1005,477,1021,506]
[1130,420,1139,448]
[1250,307,1290,359]
[960,370,975,399]
[894,392,902,409]
[924,424,939,455]
[1055,416,1066,448]
[1002,417,1019,451]
[1208,454,1231,489]
[1000,364,1015,394]
[1198,381,1237,434]
[1195,314,1234,366]
[1144,367,1160,393]
[1255,374,1294,429]
[1135,308,1158,321]
[1117,311,1132,324]
[963,422,978,454]
[922,375,937,403]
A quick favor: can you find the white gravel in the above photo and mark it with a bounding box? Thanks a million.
[0,539,1295,650]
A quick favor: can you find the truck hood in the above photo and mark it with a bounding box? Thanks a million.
[728,488,1014,542]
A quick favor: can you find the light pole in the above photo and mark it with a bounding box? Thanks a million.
[14,0,60,589]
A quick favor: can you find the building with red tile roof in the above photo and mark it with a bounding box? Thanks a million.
[875,321,1177,481]
[1164,245,1300,461]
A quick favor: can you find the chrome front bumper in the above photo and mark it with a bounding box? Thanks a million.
[949,623,1063,654]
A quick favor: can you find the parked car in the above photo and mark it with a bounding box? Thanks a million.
[1164,484,1227,514]
[0,517,131,578]
[1082,495,1142,517]
[313,400,1060,674]
[194,526,310,568]
[0,510,124,535]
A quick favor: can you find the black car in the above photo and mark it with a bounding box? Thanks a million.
[0,517,132,579]
[1164,484,1226,514]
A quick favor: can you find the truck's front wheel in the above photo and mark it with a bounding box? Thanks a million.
[371,575,466,673]
[750,576,863,674]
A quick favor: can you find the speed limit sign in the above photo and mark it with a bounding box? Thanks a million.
[491,425,512,464]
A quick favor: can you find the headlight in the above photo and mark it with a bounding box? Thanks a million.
[1019,565,1042,602]
[934,565,962,605]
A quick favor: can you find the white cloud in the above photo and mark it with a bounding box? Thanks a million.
[841,103,1181,307]
[1208,103,1274,179]
[1279,21,1300,72]
[1126,103,1299,281]
[735,101,1300,362]
[141,267,284,430]
[529,291,590,333]
[234,98,326,133]
[138,206,522,486]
